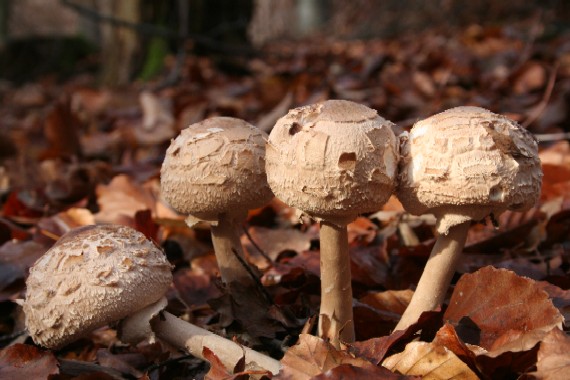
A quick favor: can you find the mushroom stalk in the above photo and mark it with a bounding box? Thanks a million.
[394,221,470,331]
[151,311,281,375]
[209,214,252,286]
[318,221,355,348]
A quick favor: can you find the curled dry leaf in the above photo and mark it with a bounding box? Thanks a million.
[0,343,59,378]
[530,328,570,380]
[311,363,418,379]
[277,334,382,380]
[94,175,158,226]
[359,289,413,315]
[241,226,312,268]
[349,310,443,365]
[382,340,479,380]
[173,267,222,309]
[0,240,46,299]
[444,266,564,354]
[536,281,570,322]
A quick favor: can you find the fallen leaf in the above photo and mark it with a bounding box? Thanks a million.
[278,334,384,380]
[382,341,479,379]
[241,226,312,268]
[0,240,46,299]
[359,290,413,315]
[311,363,417,379]
[173,267,221,310]
[0,343,59,378]
[444,266,564,352]
[94,175,157,226]
[530,328,570,380]
[349,310,443,365]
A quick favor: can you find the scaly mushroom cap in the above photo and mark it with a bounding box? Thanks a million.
[398,106,542,234]
[266,100,398,225]
[160,117,273,222]
[24,225,173,349]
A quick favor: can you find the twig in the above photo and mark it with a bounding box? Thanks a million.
[0,330,26,343]
[534,132,570,142]
[231,248,274,305]
[243,226,273,265]
[522,61,559,129]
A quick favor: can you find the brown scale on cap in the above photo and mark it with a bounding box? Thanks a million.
[266,100,398,225]
[398,106,542,234]
[160,117,273,223]
[23,225,172,349]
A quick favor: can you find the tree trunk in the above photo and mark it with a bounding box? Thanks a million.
[98,0,140,86]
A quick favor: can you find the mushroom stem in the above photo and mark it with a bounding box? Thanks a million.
[210,214,253,286]
[318,221,355,348]
[151,311,281,374]
[394,221,470,331]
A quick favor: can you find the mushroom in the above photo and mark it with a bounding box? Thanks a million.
[394,106,543,331]
[265,100,398,347]
[23,224,281,374]
[160,117,274,288]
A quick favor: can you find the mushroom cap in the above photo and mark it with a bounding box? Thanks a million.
[266,100,398,225]
[23,224,173,349]
[397,106,542,234]
[160,117,274,222]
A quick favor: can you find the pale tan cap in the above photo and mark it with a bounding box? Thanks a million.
[398,106,542,234]
[266,100,398,225]
[24,225,173,349]
[160,117,274,223]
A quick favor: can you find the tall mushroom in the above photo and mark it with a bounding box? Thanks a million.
[266,100,398,347]
[160,117,274,289]
[23,224,281,374]
[394,106,542,331]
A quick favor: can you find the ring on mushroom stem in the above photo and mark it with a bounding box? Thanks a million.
[265,100,399,348]
[394,106,543,331]
[160,117,274,289]
[22,225,281,375]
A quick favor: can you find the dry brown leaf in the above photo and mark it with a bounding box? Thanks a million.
[311,363,417,379]
[0,240,46,299]
[512,62,546,94]
[347,217,377,244]
[444,266,564,353]
[530,328,570,380]
[241,226,312,268]
[432,324,481,376]
[94,175,157,226]
[536,281,570,322]
[173,267,222,309]
[277,334,379,380]
[359,290,413,315]
[0,343,59,378]
[382,341,479,379]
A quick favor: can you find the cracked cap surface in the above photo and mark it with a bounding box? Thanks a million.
[397,106,542,233]
[24,224,173,349]
[266,100,398,225]
[160,117,273,222]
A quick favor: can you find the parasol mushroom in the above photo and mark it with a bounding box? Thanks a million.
[265,100,398,347]
[22,224,280,374]
[394,106,542,331]
[160,117,274,289]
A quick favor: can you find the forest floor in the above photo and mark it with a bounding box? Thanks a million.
[1,18,570,379]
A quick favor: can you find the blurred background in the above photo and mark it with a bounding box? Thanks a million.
[0,0,570,206]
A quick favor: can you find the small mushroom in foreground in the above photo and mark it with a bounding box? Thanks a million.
[160,117,274,288]
[23,225,280,374]
[266,100,398,348]
[394,106,542,331]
